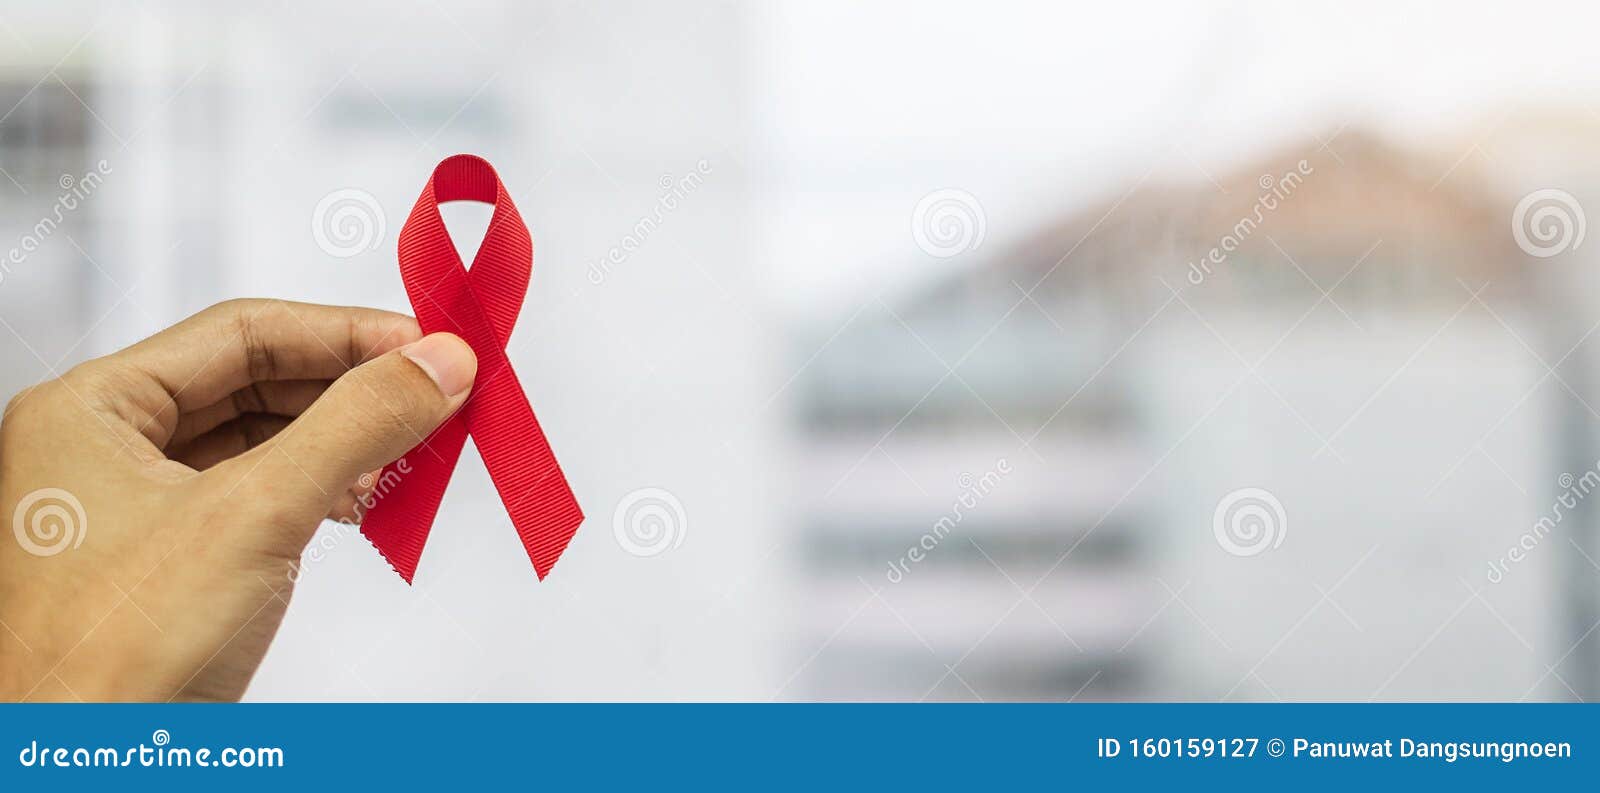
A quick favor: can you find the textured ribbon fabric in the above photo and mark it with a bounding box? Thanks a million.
[361,154,583,583]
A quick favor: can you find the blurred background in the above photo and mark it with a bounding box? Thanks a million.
[4,0,1600,700]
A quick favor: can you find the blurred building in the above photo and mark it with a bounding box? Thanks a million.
[1461,111,1600,698]
[794,131,1584,700]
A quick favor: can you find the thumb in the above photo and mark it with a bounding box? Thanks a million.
[215,332,476,507]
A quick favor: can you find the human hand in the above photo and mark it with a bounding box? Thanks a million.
[0,299,477,701]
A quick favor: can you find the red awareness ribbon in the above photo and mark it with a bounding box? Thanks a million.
[361,154,583,583]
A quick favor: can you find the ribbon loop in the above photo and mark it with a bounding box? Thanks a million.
[361,155,583,583]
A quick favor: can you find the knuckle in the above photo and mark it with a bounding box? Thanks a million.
[344,312,364,368]
[230,382,268,416]
[4,375,82,428]
[194,298,262,335]
[61,358,124,397]
[367,354,437,415]
[206,297,267,320]
[349,412,403,456]
[237,416,280,449]
[203,298,289,382]
[234,308,280,383]
[2,383,45,425]
[0,379,82,456]
[349,356,436,432]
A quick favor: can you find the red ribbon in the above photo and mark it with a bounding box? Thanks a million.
[361,154,583,583]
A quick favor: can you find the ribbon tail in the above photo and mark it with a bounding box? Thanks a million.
[468,360,584,580]
[360,414,469,583]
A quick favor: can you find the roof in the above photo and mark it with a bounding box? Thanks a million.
[899,129,1526,319]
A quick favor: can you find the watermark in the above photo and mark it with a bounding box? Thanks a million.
[1486,465,1600,584]
[613,487,687,557]
[12,487,87,557]
[885,458,1012,583]
[311,188,386,258]
[587,160,713,285]
[286,458,411,582]
[1186,160,1313,285]
[1212,487,1286,557]
[911,188,986,259]
[17,729,283,769]
[1511,188,1585,258]
[2,160,112,283]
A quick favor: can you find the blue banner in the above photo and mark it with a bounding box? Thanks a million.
[0,704,1592,789]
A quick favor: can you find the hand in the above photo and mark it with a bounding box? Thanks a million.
[0,299,477,701]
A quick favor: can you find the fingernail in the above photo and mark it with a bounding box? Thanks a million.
[401,333,477,397]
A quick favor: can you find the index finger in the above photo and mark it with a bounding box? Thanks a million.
[116,298,422,412]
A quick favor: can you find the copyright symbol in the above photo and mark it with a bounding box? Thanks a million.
[1267,738,1285,757]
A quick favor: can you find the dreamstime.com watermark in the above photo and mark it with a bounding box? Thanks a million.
[311,187,386,258]
[286,458,412,582]
[1485,464,1600,584]
[613,487,687,557]
[1212,487,1287,557]
[1186,160,1313,286]
[2,160,112,284]
[1511,188,1585,258]
[587,160,713,285]
[911,188,986,259]
[11,487,86,557]
[885,458,1012,583]
[17,729,283,769]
